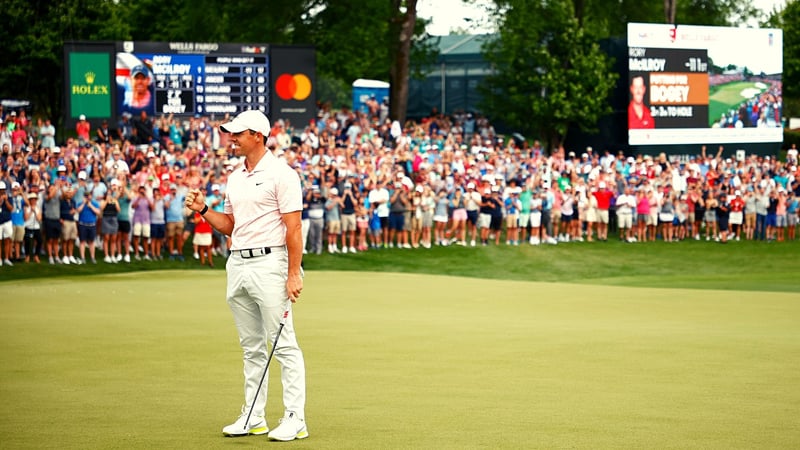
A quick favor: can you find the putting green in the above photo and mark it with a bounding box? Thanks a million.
[1,271,798,449]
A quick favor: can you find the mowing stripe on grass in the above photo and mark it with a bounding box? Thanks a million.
[1,271,798,449]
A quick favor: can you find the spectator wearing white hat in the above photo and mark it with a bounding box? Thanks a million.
[324,187,342,253]
[76,190,101,264]
[433,188,449,246]
[592,180,614,241]
[23,190,43,263]
[615,185,636,242]
[76,114,91,144]
[74,170,90,200]
[464,181,481,246]
[105,146,130,177]
[131,183,153,260]
[388,180,411,248]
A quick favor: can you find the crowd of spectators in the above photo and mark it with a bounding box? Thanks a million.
[0,102,798,267]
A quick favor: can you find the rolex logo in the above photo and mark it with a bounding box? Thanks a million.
[73,70,108,95]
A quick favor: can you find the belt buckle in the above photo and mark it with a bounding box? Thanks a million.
[240,247,270,258]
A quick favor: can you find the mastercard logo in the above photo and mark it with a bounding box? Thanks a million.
[275,73,312,101]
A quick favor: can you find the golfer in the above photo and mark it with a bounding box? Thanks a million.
[184,109,308,441]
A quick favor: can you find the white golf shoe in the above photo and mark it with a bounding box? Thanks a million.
[268,411,308,441]
[222,409,268,437]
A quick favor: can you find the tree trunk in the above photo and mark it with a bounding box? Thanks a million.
[664,0,676,23]
[389,0,417,124]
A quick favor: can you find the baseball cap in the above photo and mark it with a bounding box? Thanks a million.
[58,165,67,172]
[110,179,121,187]
[599,181,606,188]
[79,114,86,121]
[415,185,423,193]
[0,181,5,190]
[467,182,476,189]
[52,146,61,154]
[78,171,87,180]
[147,151,156,158]
[211,184,220,191]
[220,110,271,135]
[735,190,742,196]
[131,64,149,78]
[330,187,339,195]
[28,192,38,199]
[11,181,20,189]
[170,183,178,190]
[161,173,170,180]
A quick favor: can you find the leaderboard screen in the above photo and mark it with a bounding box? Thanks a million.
[627,23,783,146]
[65,41,315,130]
[115,42,270,118]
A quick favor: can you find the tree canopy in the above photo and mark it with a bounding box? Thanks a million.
[0,0,794,142]
[480,0,618,148]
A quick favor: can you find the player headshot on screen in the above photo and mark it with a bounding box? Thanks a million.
[121,64,153,116]
[628,75,655,129]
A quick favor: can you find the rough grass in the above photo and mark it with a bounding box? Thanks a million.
[3,239,799,293]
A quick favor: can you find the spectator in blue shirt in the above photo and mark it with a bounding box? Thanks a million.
[76,191,100,263]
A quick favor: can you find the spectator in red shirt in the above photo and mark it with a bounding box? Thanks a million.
[729,190,745,240]
[592,181,614,241]
[76,115,91,144]
[11,126,27,150]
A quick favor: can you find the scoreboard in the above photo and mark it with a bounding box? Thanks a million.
[64,41,315,129]
[200,55,269,115]
[627,23,783,147]
[115,42,273,118]
[145,54,270,115]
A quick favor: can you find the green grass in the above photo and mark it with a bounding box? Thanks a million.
[3,239,800,292]
[708,81,765,126]
[1,271,799,449]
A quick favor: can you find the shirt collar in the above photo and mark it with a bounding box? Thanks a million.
[241,149,275,174]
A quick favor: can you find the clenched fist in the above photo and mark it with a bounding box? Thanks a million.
[185,188,207,212]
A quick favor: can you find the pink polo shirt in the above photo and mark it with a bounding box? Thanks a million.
[224,150,302,250]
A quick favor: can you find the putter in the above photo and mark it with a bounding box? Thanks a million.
[243,308,290,433]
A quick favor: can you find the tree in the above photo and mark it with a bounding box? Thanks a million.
[765,0,799,118]
[388,0,419,124]
[567,0,759,39]
[480,0,618,150]
[0,0,129,124]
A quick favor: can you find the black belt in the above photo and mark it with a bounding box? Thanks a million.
[234,247,278,259]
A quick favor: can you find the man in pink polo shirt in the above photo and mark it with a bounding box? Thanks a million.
[185,110,308,442]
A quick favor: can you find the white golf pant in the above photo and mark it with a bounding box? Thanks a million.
[226,247,306,419]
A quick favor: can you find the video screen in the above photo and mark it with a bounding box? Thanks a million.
[114,42,270,118]
[627,23,783,146]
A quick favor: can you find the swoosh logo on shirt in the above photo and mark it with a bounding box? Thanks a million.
[256,182,263,186]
